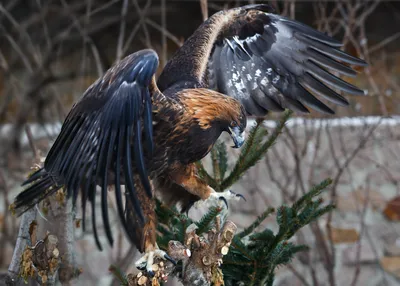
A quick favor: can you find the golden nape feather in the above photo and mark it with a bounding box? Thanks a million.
[13,3,367,276]
[178,88,245,129]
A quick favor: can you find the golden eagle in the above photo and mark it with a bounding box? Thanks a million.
[14,4,366,272]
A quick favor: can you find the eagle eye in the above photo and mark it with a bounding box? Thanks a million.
[238,9,247,16]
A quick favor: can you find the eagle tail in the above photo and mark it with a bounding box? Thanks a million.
[14,168,63,214]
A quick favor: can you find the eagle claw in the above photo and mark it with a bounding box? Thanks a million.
[227,190,246,201]
[135,248,174,275]
[210,190,247,209]
[219,196,229,208]
[164,253,177,265]
[194,189,246,210]
[218,190,246,208]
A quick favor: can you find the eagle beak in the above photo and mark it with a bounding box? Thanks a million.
[228,126,245,148]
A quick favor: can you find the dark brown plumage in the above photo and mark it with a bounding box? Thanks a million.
[14,3,366,271]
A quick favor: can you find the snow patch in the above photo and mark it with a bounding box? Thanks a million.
[258,116,400,129]
[2,117,399,147]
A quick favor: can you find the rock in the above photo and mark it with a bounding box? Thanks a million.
[331,227,359,244]
[380,256,400,279]
[383,196,400,221]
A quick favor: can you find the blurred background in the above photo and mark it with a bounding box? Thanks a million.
[1,0,400,285]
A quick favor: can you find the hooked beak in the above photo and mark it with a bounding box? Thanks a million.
[228,126,245,148]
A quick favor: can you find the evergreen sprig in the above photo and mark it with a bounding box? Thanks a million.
[155,199,194,250]
[237,207,275,239]
[222,179,333,286]
[195,206,223,234]
[221,110,293,190]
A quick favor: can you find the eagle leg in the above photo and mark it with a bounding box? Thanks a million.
[127,176,176,275]
[168,163,245,209]
[168,163,214,200]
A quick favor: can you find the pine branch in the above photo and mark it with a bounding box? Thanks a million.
[292,178,333,213]
[221,110,292,190]
[222,179,334,285]
[237,207,275,239]
[195,206,223,234]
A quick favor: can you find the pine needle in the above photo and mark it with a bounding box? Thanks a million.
[237,207,275,239]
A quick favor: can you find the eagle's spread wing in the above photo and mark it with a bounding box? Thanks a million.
[14,49,159,249]
[207,5,367,115]
[158,4,367,115]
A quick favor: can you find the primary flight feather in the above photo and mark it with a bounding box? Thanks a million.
[14,4,366,272]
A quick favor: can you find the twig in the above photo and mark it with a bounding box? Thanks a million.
[60,0,104,77]
[369,32,400,54]
[287,265,311,286]
[145,19,183,47]
[200,0,208,21]
[24,125,38,159]
[116,0,129,61]
[122,0,152,55]
[350,182,370,286]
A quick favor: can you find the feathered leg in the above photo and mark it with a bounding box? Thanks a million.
[168,163,213,200]
[168,163,244,208]
[125,176,175,275]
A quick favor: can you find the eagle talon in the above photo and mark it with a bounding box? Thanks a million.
[197,190,246,209]
[135,247,172,275]
[164,253,177,265]
[219,196,229,208]
[228,190,247,202]
[148,270,155,277]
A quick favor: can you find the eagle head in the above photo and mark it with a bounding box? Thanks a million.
[180,88,247,149]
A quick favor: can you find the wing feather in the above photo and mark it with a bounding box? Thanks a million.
[206,7,367,115]
[90,187,102,250]
[14,50,160,248]
[302,73,349,106]
[114,128,130,239]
